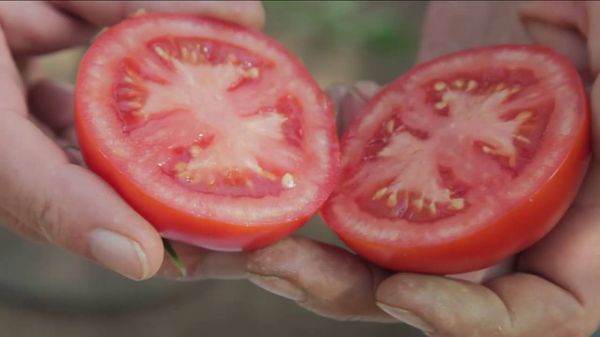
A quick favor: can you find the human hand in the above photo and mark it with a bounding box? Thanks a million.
[243,2,600,336]
[0,1,264,281]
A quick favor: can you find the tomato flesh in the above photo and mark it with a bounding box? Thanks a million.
[323,45,590,273]
[76,14,339,251]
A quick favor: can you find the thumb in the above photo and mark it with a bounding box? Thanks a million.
[0,25,163,280]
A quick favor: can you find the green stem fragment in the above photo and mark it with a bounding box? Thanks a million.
[162,238,187,278]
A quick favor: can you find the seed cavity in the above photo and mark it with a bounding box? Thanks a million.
[453,79,464,88]
[281,172,296,189]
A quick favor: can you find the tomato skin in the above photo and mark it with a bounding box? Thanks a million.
[76,14,340,251]
[322,45,591,274]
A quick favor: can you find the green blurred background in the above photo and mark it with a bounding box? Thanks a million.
[0,2,426,336]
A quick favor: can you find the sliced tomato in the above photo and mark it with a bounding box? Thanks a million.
[75,13,339,251]
[322,45,590,274]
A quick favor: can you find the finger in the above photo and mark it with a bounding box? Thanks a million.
[157,241,247,281]
[376,273,593,337]
[52,1,265,30]
[586,1,600,77]
[448,257,514,284]
[327,81,380,136]
[28,79,74,134]
[28,79,82,163]
[417,2,529,64]
[246,237,394,322]
[0,29,163,280]
[518,1,591,83]
[0,1,264,56]
[0,1,95,55]
[591,77,600,159]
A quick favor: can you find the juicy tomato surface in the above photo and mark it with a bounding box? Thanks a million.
[75,13,339,251]
[322,45,590,274]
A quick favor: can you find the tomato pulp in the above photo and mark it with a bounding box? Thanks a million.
[76,13,339,251]
[322,45,590,274]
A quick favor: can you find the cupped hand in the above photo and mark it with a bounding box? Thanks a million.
[243,2,600,336]
[0,1,264,281]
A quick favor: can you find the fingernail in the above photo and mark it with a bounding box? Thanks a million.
[377,302,436,334]
[89,229,149,281]
[247,273,307,302]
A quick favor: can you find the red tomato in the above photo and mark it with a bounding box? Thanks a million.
[322,45,590,274]
[75,13,339,251]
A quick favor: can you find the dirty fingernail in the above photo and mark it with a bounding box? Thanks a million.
[247,273,307,302]
[377,302,436,334]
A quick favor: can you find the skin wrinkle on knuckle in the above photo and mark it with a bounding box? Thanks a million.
[30,191,65,245]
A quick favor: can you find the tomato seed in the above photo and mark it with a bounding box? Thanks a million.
[515,111,532,122]
[154,46,171,61]
[450,198,465,210]
[434,81,446,91]
[413,198,424,212]
[434,101,447,110]
[429,201,437,214]
[386,120,395,133]
[372,187,388,200]
[180,46,189,61]
[466,80,478,91]
[513,134,530,143]
[189,145,202,157]
[386,192,398,208]
[453,79,464,88]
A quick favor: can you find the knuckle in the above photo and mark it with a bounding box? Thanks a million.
[29,195,68,246]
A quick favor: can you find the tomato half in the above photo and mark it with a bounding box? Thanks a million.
[75,13,339,251]
[322,45,590,274]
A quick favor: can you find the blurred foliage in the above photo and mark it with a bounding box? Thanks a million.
[264,1,425,86]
